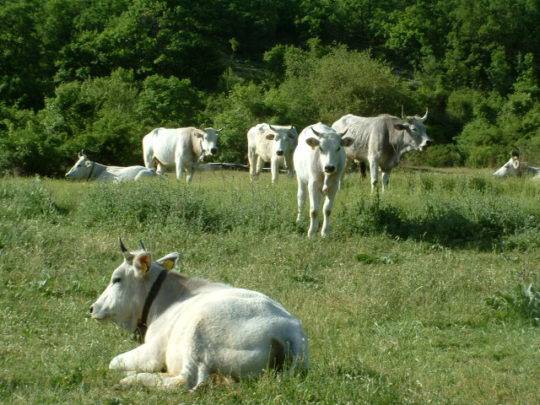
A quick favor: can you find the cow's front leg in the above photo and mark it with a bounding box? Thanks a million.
[186,163,195,184]
[296,179,307,223]
[256,156,264,176]
[369,157,378,193]
[307,181,322,238]
[109,343,164,373]
[270,157,279,183]
[381,171,390,192]
[285,154,294,177]
[321,183,338,237]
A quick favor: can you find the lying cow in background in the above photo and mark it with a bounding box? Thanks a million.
[493,153,540,178]
[65,153,156,181]
[90,239,309,390]
[332,110,432,192]
[143,127,220,183]
[247,123,298,183]
[294,123,354,238]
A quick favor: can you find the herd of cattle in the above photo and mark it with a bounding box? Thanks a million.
[80,112,539,390]
[66,110,538,239]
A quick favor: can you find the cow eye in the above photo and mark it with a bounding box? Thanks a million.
[337,146,341,151]
[112,277,121,284]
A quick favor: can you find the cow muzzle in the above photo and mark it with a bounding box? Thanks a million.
[276,150,284,156]
[324,165,336,174]
[210,147,218,155]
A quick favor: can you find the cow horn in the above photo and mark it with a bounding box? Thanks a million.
[401,105,405,119]
[338,128,349,137]
[217,128,223,132]
[119,237,129,255]
[139,240,147,252]
[78,149,85,157]
[311,127,323,137]
[421,108,428,121]
[269,124,278,132]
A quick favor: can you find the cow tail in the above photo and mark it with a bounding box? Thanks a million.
[269,331,309,373]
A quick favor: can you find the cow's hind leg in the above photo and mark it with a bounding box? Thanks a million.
[270,158,279,184]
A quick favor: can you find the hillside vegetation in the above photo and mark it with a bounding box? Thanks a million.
[1,0,539,175]
[1,171,539,403]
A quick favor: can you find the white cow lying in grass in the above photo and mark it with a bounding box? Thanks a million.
[493,154,540,178]
[65,153,156,181]
[294,123,354,238]
[90,240,309,390]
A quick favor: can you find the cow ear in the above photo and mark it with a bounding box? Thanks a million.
[394,123,409,131]
[133,252,152,276]
[265,133,275,140]
[156,252,182,271]
[341,137,354,147]
[305,137,320,148]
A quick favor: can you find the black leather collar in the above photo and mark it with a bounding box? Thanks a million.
[134,269,168,343]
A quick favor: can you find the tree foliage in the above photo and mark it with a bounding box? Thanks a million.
[0,0,538,173]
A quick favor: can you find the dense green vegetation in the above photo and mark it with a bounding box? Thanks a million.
[1,171,539,402]
[0,0,538,175]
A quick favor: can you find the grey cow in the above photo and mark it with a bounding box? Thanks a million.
[332,110,432,192]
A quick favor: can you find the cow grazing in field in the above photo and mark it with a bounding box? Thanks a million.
[142,127,220,183]
[332,110,432,192]
[294,123,354,238]
[247,123,298,183]
[65,153,156,182]
[90,239,309,391]
[493,153,540,178]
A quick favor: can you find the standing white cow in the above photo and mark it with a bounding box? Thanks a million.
[65,153,156,181]
[90,239,309,391]
[332,110,432,192]
[247,123,298,183]
[294,123,354,238]
[143,127,220,183]
[493,153,540,178]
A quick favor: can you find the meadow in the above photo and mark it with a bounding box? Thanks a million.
[0,169,539,404]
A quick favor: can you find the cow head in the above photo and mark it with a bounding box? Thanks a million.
[65,152,94,180]
[195,128,221,159]
[90,239,181,331]
[306,125,354,174]
[493,154,526,177]
[265,124,298,157]
[395,109,432,151]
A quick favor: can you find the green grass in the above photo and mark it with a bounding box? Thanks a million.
[1,170,539,404]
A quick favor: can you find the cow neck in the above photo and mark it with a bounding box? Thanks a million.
[134,269,168,343]
[86,161,106,181]
[191,130,204,160]
[86,161,96,181]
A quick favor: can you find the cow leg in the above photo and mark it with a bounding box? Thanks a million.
[369,157,378,193]
[175,157,184,180]
[321,185,338,237]
[256,156,264,176]
[285,154,294,177]
[109,343,164,373]
[296,180,307,223]
[381,171,390,191]
[270,157,279,184]
[156,161,165,175]
[186,163,195,184]
[248,150,257,181]
[307,181,322,238]
[360,161,367,179]
[119,372,187,389]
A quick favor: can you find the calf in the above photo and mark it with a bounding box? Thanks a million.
[247,123,298,183]
[90,240,309,390]
[293,123,354,237]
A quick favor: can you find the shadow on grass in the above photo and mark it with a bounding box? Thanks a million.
[339,195,538,250]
